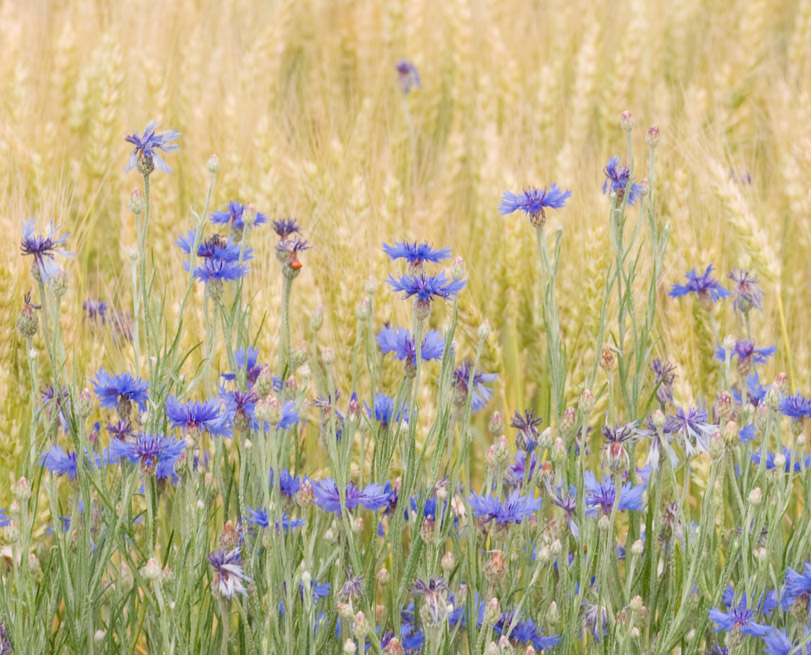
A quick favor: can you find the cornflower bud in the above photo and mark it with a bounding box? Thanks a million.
[748,487,762,506]
[484,550,507,584]
[716,391,732,420]
[130,189,145,215]
[723,420,739,448]
[365,276,379,295]
[142,558,161,582]
[450,257,466,281]
[773,372,789,395]
[646,125,660,148]
[310,306,324,332]
[620,110,635,132]
[343,639,357,655]
[376,568,390,585]
[206,154,220,173]
[483,597,501,625]
[353,612,369,640]
[488,412,504,437]
[560,407,576,434]
[441,552,455,573]
[580,389,595,416]
[478,320,491,340]
[599,344,617,372]
[13,477,31,502]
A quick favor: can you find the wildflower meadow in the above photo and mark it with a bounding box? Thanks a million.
[2,1,811,654]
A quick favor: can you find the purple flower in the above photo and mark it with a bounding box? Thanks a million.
[395,59,421,93]
[383,241,451,266]
[728,269,764,314]
[782,562,811,612]
[107,419,135,441]
[584,471,645,516]
[244,507,305,531]
[499,185,572,225]
[276,237,310,270]
[669,265,731,305]
[714,340,776,368]
[602,156,642,205]
[312,478,392,514]
[779,393,811,419]
[650,358,677,406]
[510,409,543,450]
[194,258,250,284]
[21,219,75,282]
[547,483,579,538]
[109,433,185,479]
[365,393,408,427]
[207,548,250,598]
[221,346,274,387]
[0,510,9,528]
[708,594,769,637]
[165,396,229,436]
[452,361,497,413]
[387,272,466,303]
[670,406,714,457]
[92,368,149,413]
[377,326,446,365]
[40,445,79,478]
[751,447,811,473]
[763,629,811,655]
[468,490,541,526]
[125,121,180,173]
[493,613,561,651]
[210,201,268,230]
[268,468,303,497]
[272,218,301,239]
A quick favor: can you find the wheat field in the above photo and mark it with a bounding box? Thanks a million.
[1,0,810,490]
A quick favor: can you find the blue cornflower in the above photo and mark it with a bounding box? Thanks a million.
[779,393,811,419]
[650,358,677,406]
[738,424,757,443]
[494,613,561,651]
[312,478,392,514]
[452,360,497,413]
[547,483,579,538]
[387,272,466,304]
[109,433,185,479]
[219,387,258,434]
[511,409,543,451]
[221,346,274,386]
[210,201,268,230]
[165,396,229,437]
[41,384,71,431]
[207,548,250,598]
[269,468,303,497]
[0,509,9,528]
[499,184,572,227]
[107,419,134,441]
[276,237,310,270]
[720,587,777,616]
[670,406,714,457]
[382,623,425,652]
[505,451,538,490]
[21,219,75,282]
[244,507,305,531]
[728,269,764,314]
[125,121,180,174]
[176,230,253,263]
[377,325,446,365]
[272,218,301,239]
[468,490,541,526]
[602,156,642,205]
[751,447,811,473]
[733,372,768,407]
[584,471,645,516]
[92,368,149,414]
[763,629,811,655]
[669,265,731,306]
[276,399,300,430]
[714,340,776,370]
[365,393,408,427]
[194,258,250,284]
[395,59,421,93]
[782,562,811,612]
[40,445,79,478]
[640,415,678,471]
[708,594,769,637]
[383,241,452,267]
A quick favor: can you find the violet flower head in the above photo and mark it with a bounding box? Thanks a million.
[511,409,543,450]
[778,393,811,420]
[602,156,643,205]
[221,346,272,387]
[395,59,421,93]
[669,265,731,307]
[584,471,645,516]
[452,360,497,413]
[708,593,769,637]
[312,478,391,514]
[40,445,79,478]
[125,121,180,174]
[751,447,811,473]
[383,241,452,267]
[21,219,75,282]
[493,612,561,651]
[780,562,811,612]
[468,490,541,526]
[365,393,408,428]
[499,184,572,228]
[91,368,150,415]
[714,340,776,371]
[650,358,677,406]
[210,201,268,231]
[670,406,714,457]
[762,629,811,655]
[276,237,310,270]
[244,507,305,532]
[207,548,250,598]
[268,468,303,498]
[728,269,764,314]
[108,433,185,479]
[272,218,301,239]
[386,272,465,303]
[377,325,446,365]
[165,396,229,437]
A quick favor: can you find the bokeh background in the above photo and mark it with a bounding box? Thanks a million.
[1,0,809,488]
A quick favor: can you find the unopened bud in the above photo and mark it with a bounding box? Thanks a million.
[365,276,379,295]
[377,567,390,585]
[343,638,357,655]
[580,389,595,416]
[599,344,617,372]
[207,154,220,173]
[142,557,161,582]
[130,189,145,215]
[310,307,324,332]
[620,110,635,132]
[441,551,455,572]
[748,487,762,506]
[646,125,660,148]
[450,257,466,281]
[478,320,491,340]
[13,477,31,502]
[489,412,504,437]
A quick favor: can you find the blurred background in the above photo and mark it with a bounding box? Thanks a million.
[1,0,809,487]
